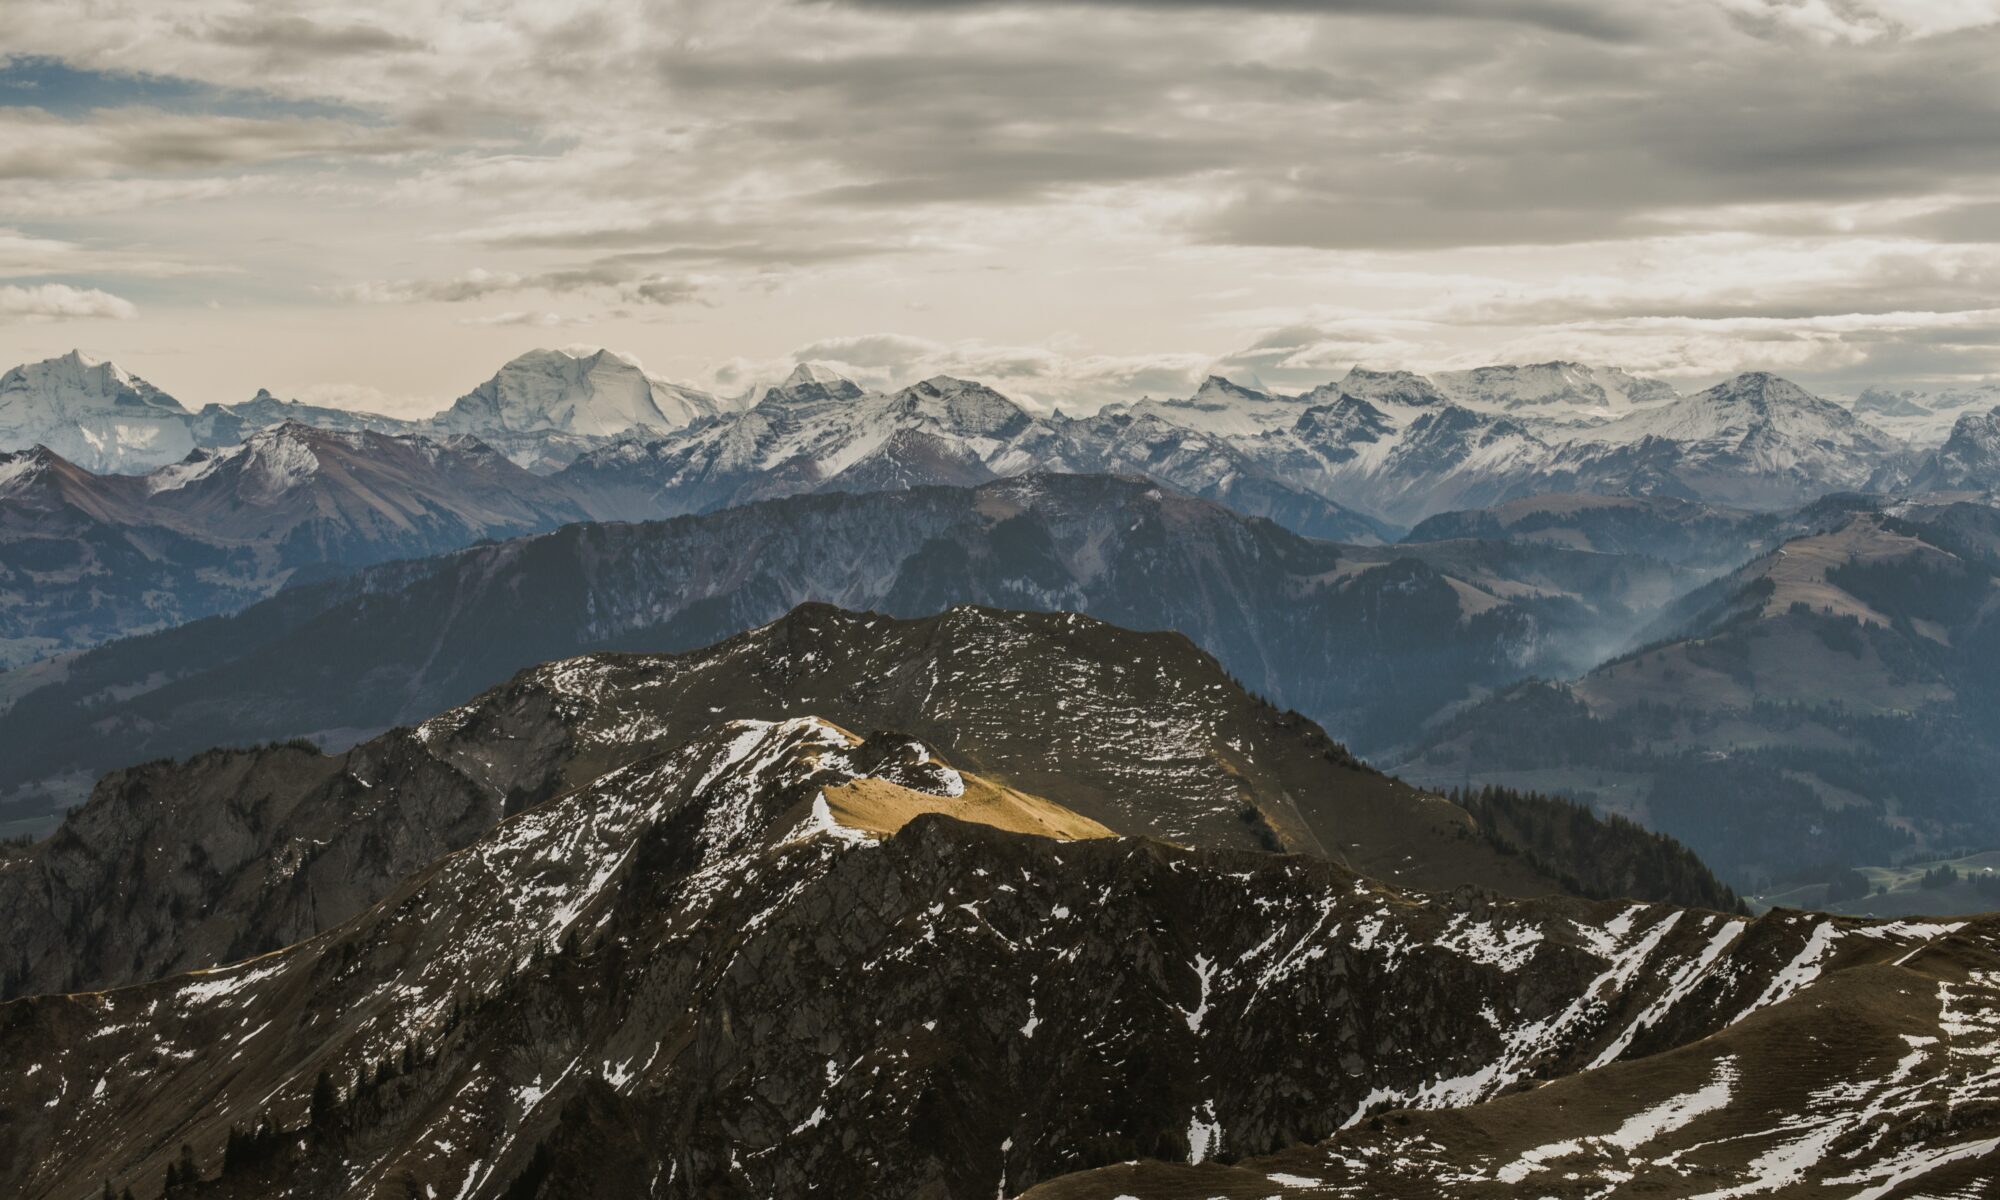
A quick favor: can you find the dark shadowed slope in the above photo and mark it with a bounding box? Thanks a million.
[0,602,1606,1003]
[1397,498,2000,890]
[0,705,1977,1200]
[0,474,1692,810]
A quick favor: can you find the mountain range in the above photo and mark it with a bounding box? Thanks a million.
[0,424,586,668]
[1,604,1986,1199]
[9,342,2000,1197]
[570,364,1934,528]
[0,348,729,476]
[0,474,1697,819]
[9,344,2000,907]
[8,351,1996,534]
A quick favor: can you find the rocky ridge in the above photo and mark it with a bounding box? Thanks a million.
[0,679,1982,1199]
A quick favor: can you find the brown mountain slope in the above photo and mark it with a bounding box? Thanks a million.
[2,603,1617,1003]
[0,709,1972,1200]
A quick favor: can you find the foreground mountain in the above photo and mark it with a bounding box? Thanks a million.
[9,601,1720,1003]
[1398,496,2000,893]
[0,475,1697,812]
[1031,907,2000,1196]
[0,351,196,473]
[0,658,1978,1199]
[0,425,586,668]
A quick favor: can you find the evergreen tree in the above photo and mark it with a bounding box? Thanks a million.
[310,1067,339,1125]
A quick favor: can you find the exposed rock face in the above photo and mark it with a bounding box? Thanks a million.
[0,601,1599,1002]
[0,696,1981,1200]
[1026,914,2000,1196]
[1906,404,2000,493]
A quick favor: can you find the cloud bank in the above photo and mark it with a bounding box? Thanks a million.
[0,0,1996,403]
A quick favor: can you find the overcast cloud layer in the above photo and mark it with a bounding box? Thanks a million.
[1,0,1997,413]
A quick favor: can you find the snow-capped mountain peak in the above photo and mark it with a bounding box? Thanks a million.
[1906,404,2000,492]
[1434,361,1678,414]
[0,444,62,497]
[1190,374,1280,405]
[763,362,865,407]
[1335,366,1451,408]
[0,351,196,473]
[145,420,336,497]
[1603,371,1885,446]
[1099,374,1307,437]
[891,375,1032,438]
[436,347,725,440]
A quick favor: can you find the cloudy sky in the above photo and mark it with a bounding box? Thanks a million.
[2,0,1998,414]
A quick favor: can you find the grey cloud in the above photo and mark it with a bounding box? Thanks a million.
[792,333,942,368]
[1891,202,2000,244]
[0,109,440,180]
[457,310,595,327]
[202,14,424,56]
[820,0,1650,41]
[341,265,703,307]
[458,220,913,268]
[626,275,703,305]
[1194,32,2000,250]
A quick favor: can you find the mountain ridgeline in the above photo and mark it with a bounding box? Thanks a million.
[0,602,1740,1009]
[7,348,1998,673]
[1398,496,2000,891]
[0,475,1696,814]
[0,425,588,667]
[0,616,1984,1199]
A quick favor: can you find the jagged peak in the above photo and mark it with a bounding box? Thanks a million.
[764,361,865,406]
[0,444,64,494]
[6,349,152,393]
[1702,370,1813,400]
[784,361,849,388]
[906,373,988,395]
[1337,366,1449,406]
[1190,373,1275,401]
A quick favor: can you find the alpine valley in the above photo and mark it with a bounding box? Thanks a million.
[5,344,2000,1199]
